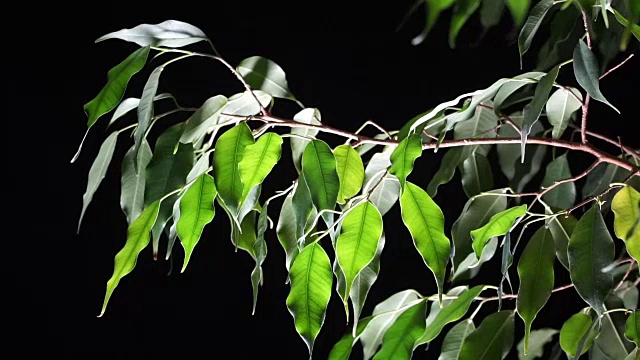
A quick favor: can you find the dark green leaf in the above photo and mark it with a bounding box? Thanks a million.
[542,154,577,209]
[176,174,216,272]
[592,307,634,359]
[493,72,544,115]
[99,200,161,316]
[517,227,556,353]
[373,301,427,360]
[179,95,228,144]
[458,310,515,360]
[471,205,527,259]
[286,242,333,355]
[573,39,619,112]
[334,144,364,204]
[239,132,283,201]
[480,0,505,30]
[506,0,531,28]
[427,147,465,197]
[454,100,499,141]
[560,311,596,357]
[521,65,559,160]
[328,318,374,360]
[612,8,640,41]
[96,20,208,47]
[460,152,494,198]
[516,328,558,360]
[400,182,451,302]
[625,311,640,347]
[546,87,583,139]
[438,319,476,360]
[546,213,578,270]
[411,0,456,45]
[518,0,555,64]
[449,0,481,48]
[302,140,339,215]
[389,134,422,188]
[291,108,321,172]
[133,65,164,169]
[78,132,118,232]
[568,205,615,315]
[612,185,640,262]
[84,46,150,127]
[237,56,296,100]
[120,140,153,225]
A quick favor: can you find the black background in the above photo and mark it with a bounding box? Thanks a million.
[39,1,638,359]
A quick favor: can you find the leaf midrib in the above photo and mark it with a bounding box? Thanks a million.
[243,134,275,197]
[186,176,206,246]
[407,187,443,270]
[347,204,371,280]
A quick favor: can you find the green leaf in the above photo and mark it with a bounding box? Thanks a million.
[516,328,558,360]
[411,0,456,45]
[471,205,527,260]
[493,72,544,115]
[517,227,556,354]
[286,242,333,355]
[120,140,152,224]
[373,300,427,360]
[292,175,316,241]
[611,8,640,41]
[221,90,272,118]
[99,200,161,316]
[546,87,583,139]
[626,311,640,347]
[518,0,555,65]
[560,311,596,357]
[438,319,476,360]
[583,163,630,211]
[360,290,422,360]
[78,132,118,232]
[389,134,422,188]
[568,205,615,315]
[573,39,619,112]
[427,147,465,197]
[237,56,296,100]
[239,132,283,201]
[363,152,401,216]
[612,185,640,261]
[416,285,484,345]
[460,152,494,198]
[302,140,339,214]
[186,153,210,184]
[599,0,609,27]
[179,95,228,144]
[449,0,481,48]
[521,65,559,160]
[546,213,578,270]
[351,233,386,332]
[108,93,176,128]
[625,348,638,360]
[400,182,451,302]
[334,145,364,204]
[542,154,577,209]
[212,123,255,216]
[291,108,322,172]
[506,0,531,28]
[592,307,635,359]
[459,310,515,360]
[84,46,150,128]
[336,201,382,310]
[176,174,216,272]
[328,318,373,360]
[454,100,499,141]
[133,65,164,167]
[276,193,299,271]
[480,0,505,30]
[96,20,208,47]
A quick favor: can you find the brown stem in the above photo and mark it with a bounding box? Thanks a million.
[579,5,592,49]
[600,53,635,80]
[614,260,637,291]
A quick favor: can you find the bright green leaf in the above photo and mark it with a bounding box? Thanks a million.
[546,87,583,139]
[517,227,556,354]
[626,311,640,347]
[458,310,515,360]
[373,301,427,360]
[449,0,481,48]
[400,182,451,302]
[560,311,596,357]
[612,185,640,261]
[516,328,558,360]
[471,205,527,260]
[237,56,296,100]
[291,108,322,172]
[99,200,161,316]
[438,319,476,360]
[177,174,216,272]
[568,205,615,315]
[411,0,456,45]
[302,140,339,215]
[611,8,640,41]
[542,154,577,209]
[179,95,228,144]
[521,65,559,160]
[328,317,373,360]
[239,132,283,201]
[120,140,153,225]
[460,152,494,198]
[84,46,150,128]
[334,144,364,204]
[96,20,208,47]
[286,242,333,355]
[506,0,531,28]
[599,0,609,27]
[573,39,619,112]
[518,0,555,65]
[389,134,422,188]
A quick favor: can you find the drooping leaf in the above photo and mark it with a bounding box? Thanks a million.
[546,213,578,270]
[351,233,386,332]
[560,311,596,357]
[328,317,373,360]
[626,311,640,347]
[334,145,364,204]
[438,319,476,360]
[517,227,556,354]
[471,205,527,260]
[176,174,216,272]
[611,8,640,41]
[573,39,619,112]
[460,152,494,198]
[239,132,283,201]
[276,193,299,271]
[542,154,577,209]
[99,200,161,316]
[179,95,228,144]
[411,0,456,45]
[108,93,175,128]
[373,300,427,360]
[592,305,635,359]
[546,87,583,139]
[185,153,210,184]
[292,175,316,240]
[96,20,208,47]
[360,290,422,360]
[427,147,465,197]
[336,201,383,313]
[516,328,558,360]
[400,182,451,302]
[480,0,505,30]
[166,194,182,260]
[416,285,484,345]
[233,208,267,315]
[500,232,514,306]
[291,108,322,172]
[612,185,640,261]
[449,0,481,48]
[212,123,255,216]
[237,56,296,100]
[78,132,118,232]
[120,140,153,224]
[302,140,339,216]
[521,65,559,160]
[84,46,150,128]
[518,0,555,64]
[493,72,544,115]
[506,0,531,28]
[454,100,499,142]
[389,134,422,188]
[568,205,615,315]
[535,6,582,71]
[458,310,515,360]
[363,152,400,216]
[219,90,273,120]
[286,242,333,355]
[133,65,164,167]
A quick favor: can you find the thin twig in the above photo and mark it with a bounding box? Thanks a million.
[600,53,635,80]
[614,260,637,291]
[578,4,592,144]
[476,284,574,302]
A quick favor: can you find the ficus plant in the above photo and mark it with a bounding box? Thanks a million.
[74,0,640,359]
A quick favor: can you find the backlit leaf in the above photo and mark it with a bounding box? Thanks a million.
[560,311,596,357]
[625,311,640,347]
[411,0,456,45]
[449,0,481,48]
[239,132,283,201]
[506,0,531,28]
[179,95,228,144]
[334,144,364,204]
[612,185,640,261]
[389,134,422,188]
[471,205,527,260]
[302,140,339,216]
[291,108,321,172]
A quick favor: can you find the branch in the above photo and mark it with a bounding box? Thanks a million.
[600,53,635,80]
[569,124,640,161]
[578,4,592,144]
[476,284,574,302]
